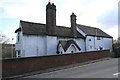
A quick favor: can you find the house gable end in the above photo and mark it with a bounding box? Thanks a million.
[77,24,112,38]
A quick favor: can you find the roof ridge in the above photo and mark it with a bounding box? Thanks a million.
[56,25,70,28]
[77,24,98,29]
[20,20,46,25]
[20,20,71,28]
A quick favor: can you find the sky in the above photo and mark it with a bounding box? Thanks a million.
[0,0,119,43]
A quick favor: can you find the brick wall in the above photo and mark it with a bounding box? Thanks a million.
[2,50,110,78]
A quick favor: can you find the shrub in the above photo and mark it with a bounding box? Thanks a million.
[113,42,120,58]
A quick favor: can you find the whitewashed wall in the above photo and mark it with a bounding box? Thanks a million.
[15,31,24,57]
[74,38,85,52]
[46,36,57,55]
[95,37,103,50]
[86,36,112,51]
[15,31,22,51]
[22,35,46,57]
[15,28,112,57]
[86,36,95,51]
[103,38,113,51]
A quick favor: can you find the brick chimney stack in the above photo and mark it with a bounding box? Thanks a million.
[71,13,77,37]
[46,2,56,35]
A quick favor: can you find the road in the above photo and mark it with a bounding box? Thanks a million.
[24,58,119,78]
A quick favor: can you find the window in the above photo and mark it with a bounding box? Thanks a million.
[17,50,21,57]
[17,33,20,42]
[56,51,60,54]
[97,37,101,40]
[99,46,103,50]
[89,39,91,41]
[71,51,74,53]
[61,51,62,54]
[90,45,92,49]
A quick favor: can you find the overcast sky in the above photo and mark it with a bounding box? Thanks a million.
[0,0,119,43]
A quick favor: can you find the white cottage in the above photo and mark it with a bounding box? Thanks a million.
[15,2,113,57]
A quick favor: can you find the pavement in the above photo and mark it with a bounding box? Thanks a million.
[21,58,119,78]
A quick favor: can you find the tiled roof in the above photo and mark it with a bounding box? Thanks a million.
[55,26,84,38]
[77,24,112,38]
[58,40,81,52]
[15,21,46,35]
[15,20,84,38]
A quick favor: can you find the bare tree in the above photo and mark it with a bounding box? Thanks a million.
[0,33,10,44]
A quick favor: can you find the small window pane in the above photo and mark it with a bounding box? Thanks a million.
[89,39,91,41]
[18,33,20,42]
[97,37,100,40]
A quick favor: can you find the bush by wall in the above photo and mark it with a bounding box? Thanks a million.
[113,43,120,58]
[1,44,16,58]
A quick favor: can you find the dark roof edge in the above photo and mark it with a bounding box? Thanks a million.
[20,20,70,28]
[86,34,113,38]
[77,24,97,29]
[22,33,84,38]
[15,27,21,33]
[20,20,46,25]
[73,42,81,51]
